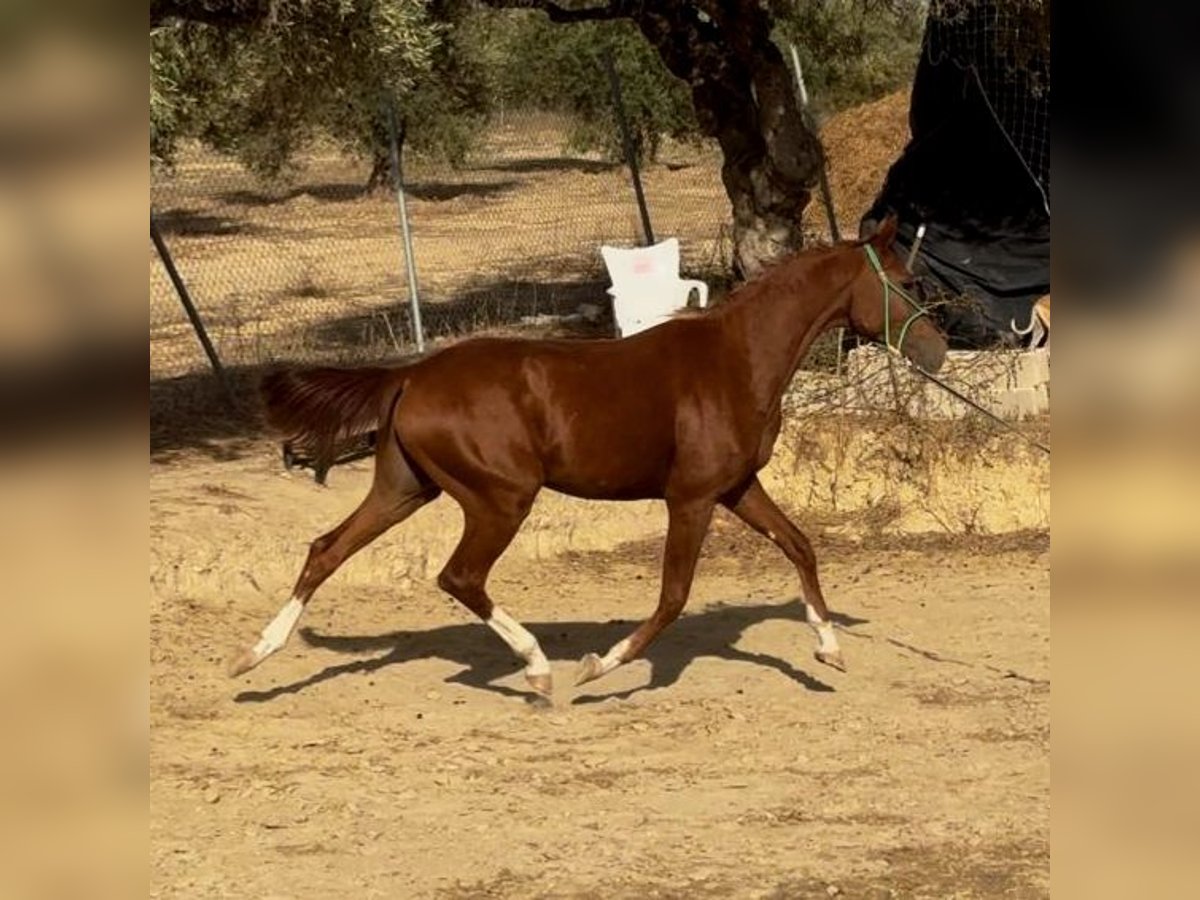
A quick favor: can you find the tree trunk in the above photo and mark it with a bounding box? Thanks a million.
[364,113,405,195]
[364,150,391,194]
[634,1,824,278]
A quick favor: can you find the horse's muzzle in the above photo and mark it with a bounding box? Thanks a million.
[906,335,947,374]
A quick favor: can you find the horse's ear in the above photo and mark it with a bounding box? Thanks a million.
[869,213,899,248]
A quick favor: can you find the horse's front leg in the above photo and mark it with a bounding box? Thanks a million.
[576,498,714,685]
[723,477,845,671]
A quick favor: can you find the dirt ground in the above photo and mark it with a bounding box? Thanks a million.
[150,436,1049,899]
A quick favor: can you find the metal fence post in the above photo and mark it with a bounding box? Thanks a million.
[788,43,841,244]
[386,99,426,353]
[788,42,849,375]
[603,51,655,246]
[150,212,235,407]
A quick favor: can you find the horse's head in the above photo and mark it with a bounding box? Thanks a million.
[845,215,948,373]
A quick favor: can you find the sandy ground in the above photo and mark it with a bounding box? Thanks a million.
[151,437,1049,899]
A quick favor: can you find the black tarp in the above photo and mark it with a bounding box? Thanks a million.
[859,1,1050,349]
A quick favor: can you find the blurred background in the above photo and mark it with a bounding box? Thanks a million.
[0,4,144,897]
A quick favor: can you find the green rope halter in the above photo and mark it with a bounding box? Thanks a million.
[863,243,929,355]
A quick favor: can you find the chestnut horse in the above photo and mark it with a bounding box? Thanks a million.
[229,216,947,697]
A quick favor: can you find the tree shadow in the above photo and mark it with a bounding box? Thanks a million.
[308,277,614,352]
[484,157,619,176]
[233,600,871,705]
[150,362,289,463]
[154,207,276,238]
[405,179,520,202]
[217,184,370,207]
[216,178,520,208]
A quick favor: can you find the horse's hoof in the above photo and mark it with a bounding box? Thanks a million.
[575,653,604,686]
[526,672,553,699]
[227,647,258,678]
[815,649,847,672]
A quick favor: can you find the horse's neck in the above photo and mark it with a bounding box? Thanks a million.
[730,252,851,408]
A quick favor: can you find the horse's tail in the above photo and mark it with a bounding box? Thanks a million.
[260,365,404,471]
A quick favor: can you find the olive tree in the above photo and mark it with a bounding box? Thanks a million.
[150,0,465,181]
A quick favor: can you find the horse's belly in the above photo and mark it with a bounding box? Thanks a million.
[547,481,665,501]
[543,456,669,501]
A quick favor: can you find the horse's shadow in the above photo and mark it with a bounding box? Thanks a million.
[233,600,869,705]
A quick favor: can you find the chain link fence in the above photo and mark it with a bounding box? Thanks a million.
[150,110,733,382]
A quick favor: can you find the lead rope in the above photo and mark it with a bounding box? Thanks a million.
[861,245,1050,456]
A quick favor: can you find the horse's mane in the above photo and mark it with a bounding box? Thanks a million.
[669,238,861,320]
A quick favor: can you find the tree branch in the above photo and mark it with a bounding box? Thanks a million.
[479,0,630,24]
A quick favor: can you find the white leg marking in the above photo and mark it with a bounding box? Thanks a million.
[488,606,550,676]
[806,603,841,654]
[596,637,632,677]
[248,597,304,666]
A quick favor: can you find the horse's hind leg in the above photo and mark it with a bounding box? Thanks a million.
[723,477,844,672]
[228,439,439,677]
[436,496,553,700]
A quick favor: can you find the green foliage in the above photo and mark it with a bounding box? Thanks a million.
[772,0,927,121]
[150,27,187,167]
[398,4,492,166]
[151,0,442,177]
[483,11,698,163]
[150,0,930,176]
[482,2,924,161]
